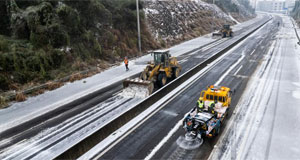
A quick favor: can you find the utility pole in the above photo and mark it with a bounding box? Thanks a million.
[136,0,142,56]
[211,0,215,33]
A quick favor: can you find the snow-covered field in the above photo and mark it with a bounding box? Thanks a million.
[209,15,300,160]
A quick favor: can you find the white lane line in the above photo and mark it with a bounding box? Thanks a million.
[214,54,245,86]
[250,49,255,56]
[144,118,184,160]
[178,57,189,64]
[234,65,243,76]
[201,39,226,52]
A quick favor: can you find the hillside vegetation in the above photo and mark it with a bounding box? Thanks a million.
[0,0,158,91]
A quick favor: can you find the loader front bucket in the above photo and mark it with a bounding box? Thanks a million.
[212,32,222,39]
[123,78,154,95]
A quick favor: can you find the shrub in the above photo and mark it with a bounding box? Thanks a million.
[50,49,65,68]
[0,75,9,90]
[56,4,81,35]
[48,23,70,48]
[0,37,9,52]
[15,92,26,102]
[0,96,8,109]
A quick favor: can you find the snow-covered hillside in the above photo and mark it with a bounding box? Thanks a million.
[143,0,255,46]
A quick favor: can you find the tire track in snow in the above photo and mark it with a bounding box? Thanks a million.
[264,29,286,160]
[1,96,132,160]
[234,37,280,160]
[243,38,284,159]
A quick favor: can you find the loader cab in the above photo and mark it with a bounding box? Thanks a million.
[223,24,230,30]
[152,50,170,66]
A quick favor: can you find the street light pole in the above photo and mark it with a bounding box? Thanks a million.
[136,0,142,56]
[211,0,215,33]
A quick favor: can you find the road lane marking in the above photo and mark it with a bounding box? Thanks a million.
[144,117,184,160]
[215,53,245,86]
[250,49,255,55]
[234,65,243,76]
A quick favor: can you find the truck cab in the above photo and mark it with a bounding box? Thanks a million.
[199,85,232,107]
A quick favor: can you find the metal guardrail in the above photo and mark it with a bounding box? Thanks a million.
[291,17,300,45]
[56,18,273,159]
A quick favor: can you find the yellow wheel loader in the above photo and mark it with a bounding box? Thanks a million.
[212,24,233,38]
[123,50,181,95]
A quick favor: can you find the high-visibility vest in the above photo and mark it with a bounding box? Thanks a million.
[124,59,128,65]
[209,101,215,114]
[209,101,215,108]
[197,100,204,109]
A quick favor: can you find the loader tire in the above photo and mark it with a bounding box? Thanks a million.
[172,67,180,79]
[158,73,167,87]
[223,32,226,38]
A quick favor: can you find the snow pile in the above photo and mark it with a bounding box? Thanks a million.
[118,84,150,99]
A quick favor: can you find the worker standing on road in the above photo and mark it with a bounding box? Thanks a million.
[124,57,129,71]
[197,98,204,112]
[208,100,216,114]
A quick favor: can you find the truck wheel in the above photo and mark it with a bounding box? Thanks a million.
[172,67,180,79]
[158,73,167,87]
[212,128,220,136]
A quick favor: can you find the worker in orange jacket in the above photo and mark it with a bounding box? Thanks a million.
[124,57,129,71]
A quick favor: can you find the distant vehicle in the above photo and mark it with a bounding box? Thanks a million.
[212,24,233,38]
[182,85,233,140]
[123,50,181,94]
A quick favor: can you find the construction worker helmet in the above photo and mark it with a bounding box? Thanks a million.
[199,97,203,103]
